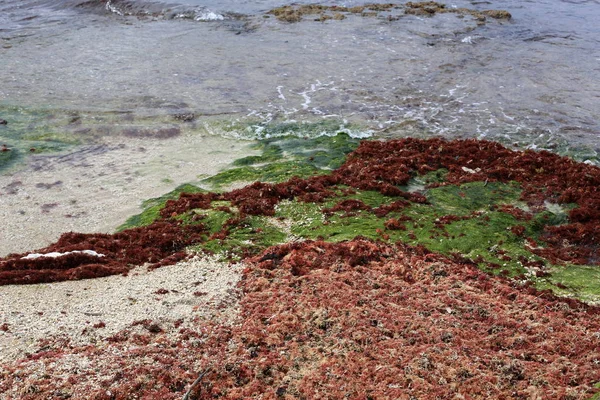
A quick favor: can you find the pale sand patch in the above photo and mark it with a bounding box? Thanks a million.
[0,254,242,364]
[0,133,256,257]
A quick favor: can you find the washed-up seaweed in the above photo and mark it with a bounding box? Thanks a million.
[1,138,599,286]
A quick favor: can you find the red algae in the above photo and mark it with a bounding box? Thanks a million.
[2,138,600,286]
[5,239,599,398]
[498,204,533,221]
[157,240,587,398]
[160,192,217,218]
[323,199,371,216]
[373,199,411,217]
[0,222,207,285]
[195,239,600,398]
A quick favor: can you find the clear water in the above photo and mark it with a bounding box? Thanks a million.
[1,0,599,154]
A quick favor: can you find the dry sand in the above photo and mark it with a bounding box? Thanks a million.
[0,133,255,257]
[0,255,242,364]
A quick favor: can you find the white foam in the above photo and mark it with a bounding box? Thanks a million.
[195,11,224,21]
[299,91,312,109]
[105,1,124,16]
[22,250,105,260]
[277,86,287,101]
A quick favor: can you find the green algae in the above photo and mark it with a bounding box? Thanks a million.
[190,214,288,260]
[117,183,205,231]
[0,146,18,170]
[415,209,538,275]
[427,181,523,215]
[542,264,600,304]
[274,183,532,276]
[197,206,233,234]
[0,105,80,171]
[590,384,600,400]
[277,199,384,242]
[0,103,208,172]
[203,131,361,188]
[203,160,322,187]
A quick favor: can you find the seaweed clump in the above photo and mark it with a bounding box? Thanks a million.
[405,1,511,22]
[0,221,208,285]
[267,4,397,22]
[2,137,600,286]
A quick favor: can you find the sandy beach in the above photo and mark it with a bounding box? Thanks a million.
[0,133,255,257]
[0,255,242,364]
[0,132,251,369]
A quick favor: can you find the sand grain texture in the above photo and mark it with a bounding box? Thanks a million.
[0,255,242,364]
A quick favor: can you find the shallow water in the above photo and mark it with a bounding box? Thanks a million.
[1,0,599,253]
[1,0,599,152]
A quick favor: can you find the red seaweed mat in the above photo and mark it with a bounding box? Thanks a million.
[0,221,208,285]
[3,239,599,399]
[198,240,600,399]
[1,138,600,286]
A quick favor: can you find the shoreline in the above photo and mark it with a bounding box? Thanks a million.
[0,133,256,257]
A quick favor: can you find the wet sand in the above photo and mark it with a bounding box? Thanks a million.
[0,133,255,257]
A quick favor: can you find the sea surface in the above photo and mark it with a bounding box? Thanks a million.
[1,0,599,150]
[0,0,600,253]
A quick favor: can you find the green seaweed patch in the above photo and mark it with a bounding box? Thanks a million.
[192,205,233,235]
[276,187,532,276]
[190,215,287,260]
[591,383,600,400]
[528,210,569,237]
[204,132,361,188]
[277,200,385,243]
[0,105,83,170]
[117,183,205,230]
[411,208,538,276]
[540,264,600,304]
[0,145,18,171]
[269,133,360,170]
[427,181,523,215]
[204,160,322,187]
[275,189,397,242]
[336,187,397,208]
[415,167,448,185]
